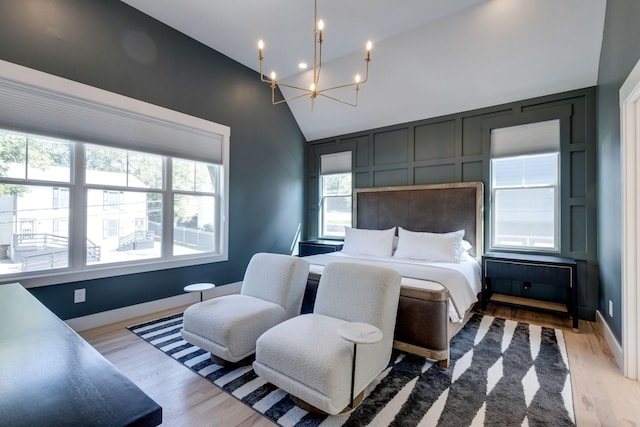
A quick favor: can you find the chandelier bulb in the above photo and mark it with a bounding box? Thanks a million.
[366,40,372,51]
[258,40,264,50]
[318,20,324,31]
[270,72,276,81]
[355,74,361,83]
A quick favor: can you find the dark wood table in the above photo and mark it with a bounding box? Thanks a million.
[482,252,578,330]
[298,239,344,256]
[0,283,162,426]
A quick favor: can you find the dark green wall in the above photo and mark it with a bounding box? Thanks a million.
[596,0,640,342]
[0,0,306,319]
[306,88,598,320]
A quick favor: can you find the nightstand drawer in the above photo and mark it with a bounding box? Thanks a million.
[298,240,343,257]
[484,258,573,287]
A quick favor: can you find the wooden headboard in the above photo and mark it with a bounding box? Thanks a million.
[353,182,484,258]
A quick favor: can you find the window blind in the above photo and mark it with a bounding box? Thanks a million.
[320,151,352,175]
[0,60,228,164]
[491,119,560,158]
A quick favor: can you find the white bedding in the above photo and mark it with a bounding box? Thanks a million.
[303,251,482,323]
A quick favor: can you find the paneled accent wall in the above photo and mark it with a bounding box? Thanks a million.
[306,87,597,320]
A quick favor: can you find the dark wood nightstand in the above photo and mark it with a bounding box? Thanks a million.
[482,252,578,330]
[298,240,343,256]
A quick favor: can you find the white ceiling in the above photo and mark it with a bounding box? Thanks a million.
[121,0,606,141]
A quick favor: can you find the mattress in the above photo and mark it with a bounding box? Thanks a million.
[303,251,482,323]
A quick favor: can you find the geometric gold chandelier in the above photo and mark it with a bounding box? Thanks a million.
[258,0,372,107]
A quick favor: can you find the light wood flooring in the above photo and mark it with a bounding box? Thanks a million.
[80,304,640,427]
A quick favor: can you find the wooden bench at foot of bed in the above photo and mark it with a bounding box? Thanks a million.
[303,272,456,368]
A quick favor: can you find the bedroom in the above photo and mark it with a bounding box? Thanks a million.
[0,0,639,425]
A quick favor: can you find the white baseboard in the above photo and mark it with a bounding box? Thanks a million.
[596,309,623,372]
[65,282,242,332]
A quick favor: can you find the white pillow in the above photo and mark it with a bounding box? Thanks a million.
[342,227,396,258]
[393,227,465,263]
[457,240,473,258]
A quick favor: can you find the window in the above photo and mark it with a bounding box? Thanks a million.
[0,132,72,272]
[0,128,226,280]
[490,120,560,251]
[172,159,219,255]
[52,187,69,209]
[103,219,119,239]
[0,60,230,287]
[102,191,122,211]
[319,152,352,238]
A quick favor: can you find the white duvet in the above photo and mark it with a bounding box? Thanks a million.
[303,251,482,323]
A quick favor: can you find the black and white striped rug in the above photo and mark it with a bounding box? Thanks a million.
[128,313,575,426]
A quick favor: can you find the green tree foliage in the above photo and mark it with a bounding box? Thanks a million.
[85,144,127,174]
[0,130,70,195]
[86,144,165,189]
[0,132,26,166]
[323,173,351,196]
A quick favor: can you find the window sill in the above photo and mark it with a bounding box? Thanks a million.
[6,253,228,289]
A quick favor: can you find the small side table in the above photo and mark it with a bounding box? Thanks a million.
[338,322,383,409]
[482,252,578,330]
[184,282,215,302]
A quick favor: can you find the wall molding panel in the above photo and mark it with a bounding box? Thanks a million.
[306,87,597,320]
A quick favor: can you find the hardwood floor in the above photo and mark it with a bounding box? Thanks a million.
[80,304,274,427]
[80,304,640,426]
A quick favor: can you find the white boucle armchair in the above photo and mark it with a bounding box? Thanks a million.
[180,252,309,363]
[253,261,401,414]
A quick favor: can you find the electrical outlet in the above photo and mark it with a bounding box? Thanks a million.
[609,299,613,317]
[74,288,86,304]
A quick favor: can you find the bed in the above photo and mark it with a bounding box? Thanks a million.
[301,182,484,367]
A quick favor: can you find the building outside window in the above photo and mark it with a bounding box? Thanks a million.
[52,187,69,209]
[102,191,122,211]
[103,219,119,239]
[490,119,560,252]
[319,151,352,238]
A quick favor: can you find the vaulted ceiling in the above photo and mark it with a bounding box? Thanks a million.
[121,0,606,141]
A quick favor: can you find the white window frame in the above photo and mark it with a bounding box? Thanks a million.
[489,120,561,253]
[0,60,230,288]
